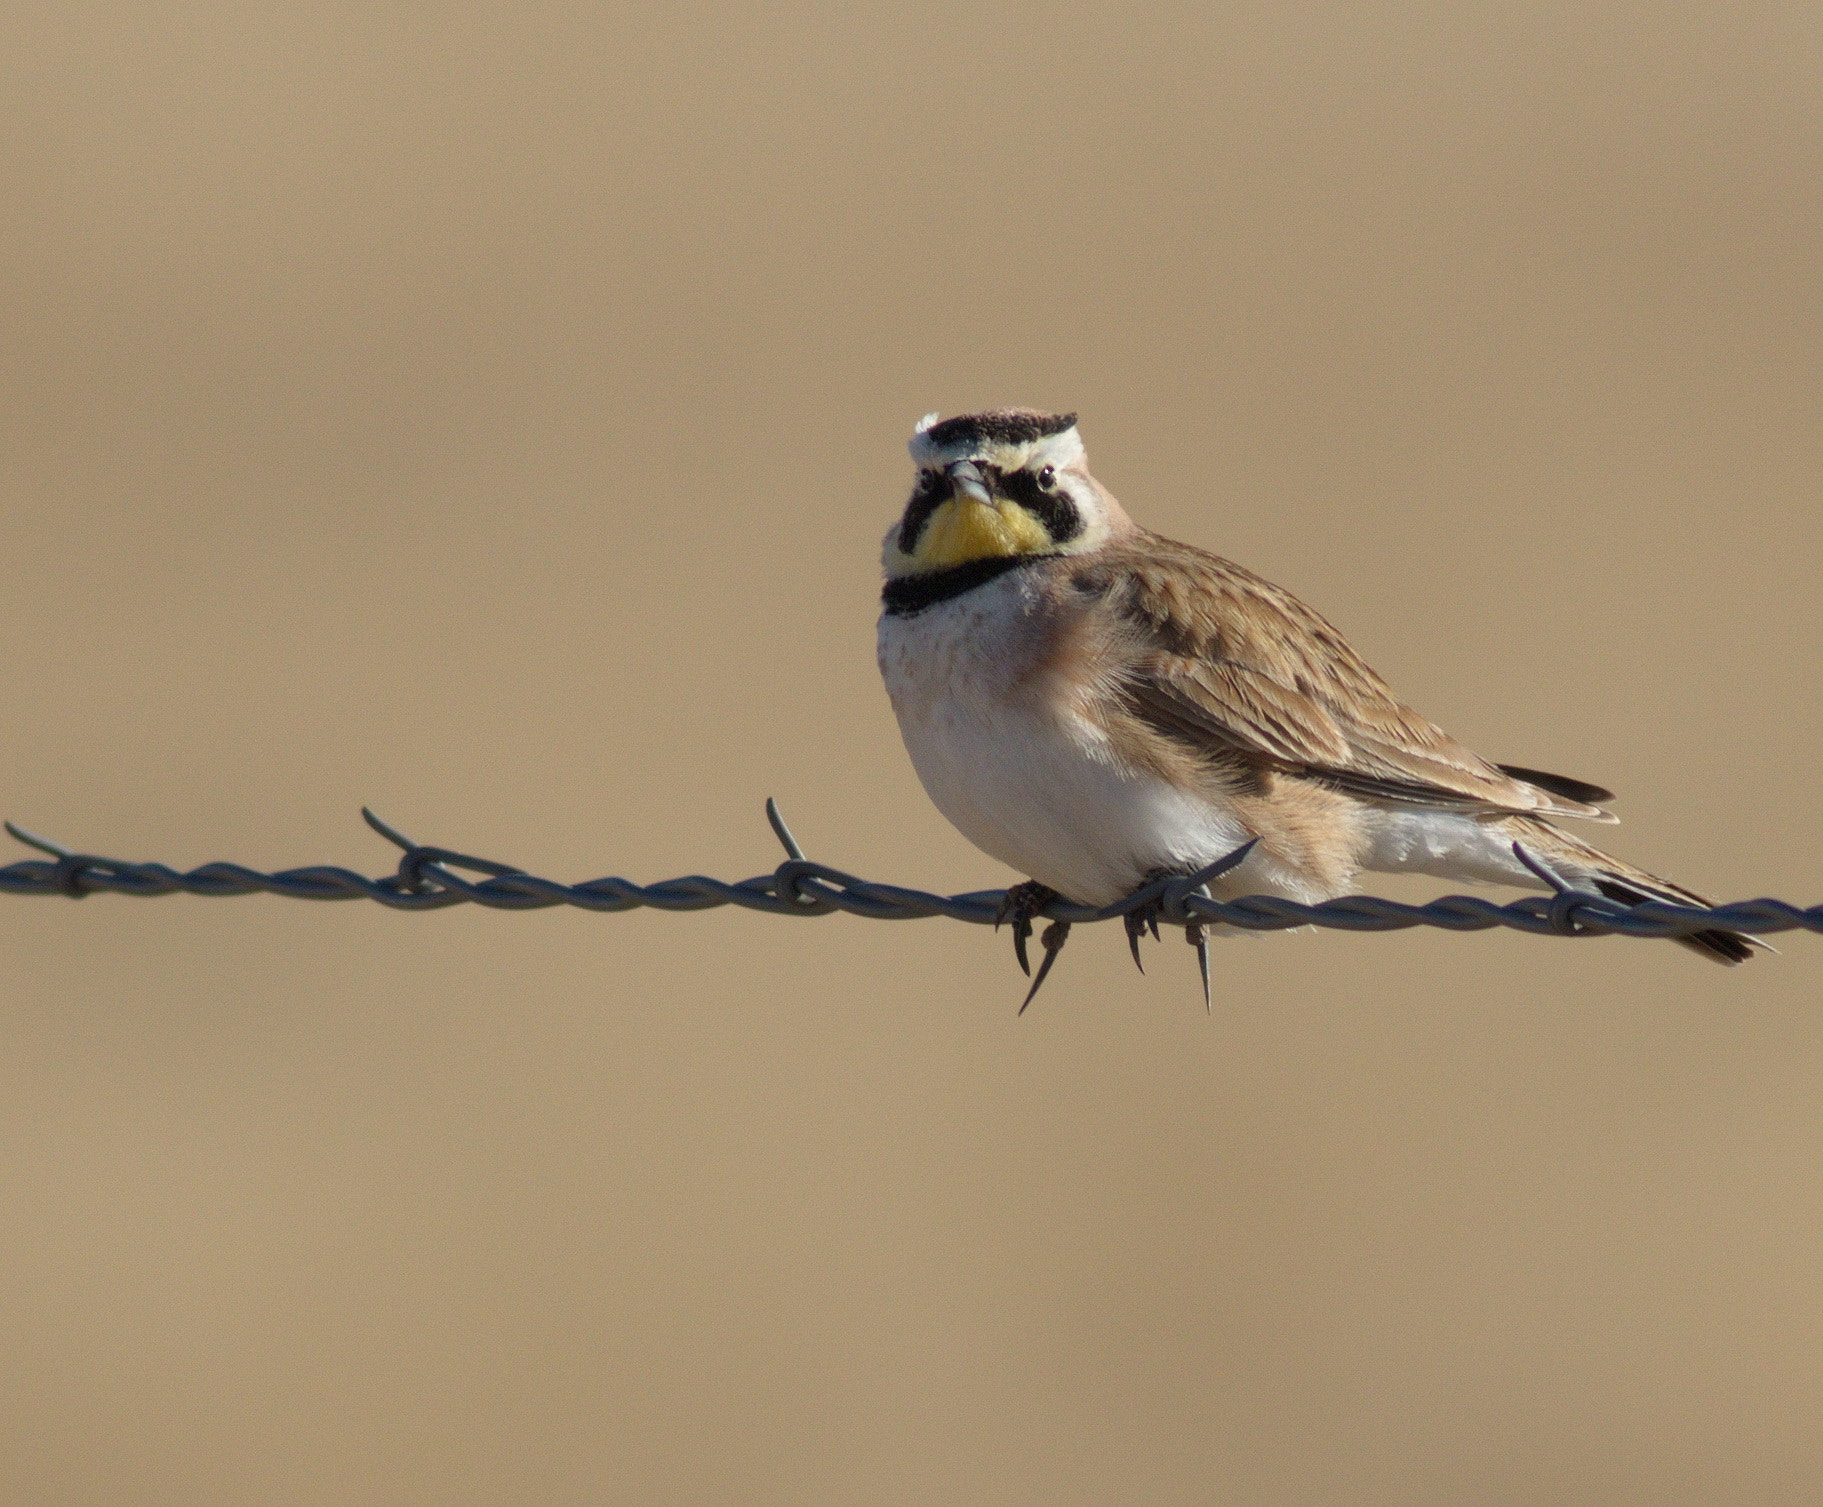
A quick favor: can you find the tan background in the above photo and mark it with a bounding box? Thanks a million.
[2,3,1821,1502]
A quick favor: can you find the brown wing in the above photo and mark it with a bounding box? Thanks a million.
[1082,533,1616,822]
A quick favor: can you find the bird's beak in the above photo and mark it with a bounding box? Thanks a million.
[946,460,994,506]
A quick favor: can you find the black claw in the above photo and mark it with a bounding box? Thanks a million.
[1119,868,1189,977]
[1019,921,1072,1014]
[995,881,1058,981]
[1124,909,1151,974]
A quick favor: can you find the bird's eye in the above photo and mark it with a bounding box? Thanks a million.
[916,468,937,494]
[1037,465,1056,491]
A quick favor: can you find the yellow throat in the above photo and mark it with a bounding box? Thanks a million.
[905,497,1051,572]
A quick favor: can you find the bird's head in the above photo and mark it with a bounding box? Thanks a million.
[882,409,1127,579]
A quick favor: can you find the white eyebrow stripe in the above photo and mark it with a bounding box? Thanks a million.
[908,425,1084,471]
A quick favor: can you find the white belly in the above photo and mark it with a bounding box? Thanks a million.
[1358,806,1544,889]
[906,715,1250,906]
[877,578,1250,905]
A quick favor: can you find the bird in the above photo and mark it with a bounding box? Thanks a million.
[874,408,1761,1007]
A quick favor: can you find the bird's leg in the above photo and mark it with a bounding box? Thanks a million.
[994,880,1060,978]
[1125,864,1222,1010]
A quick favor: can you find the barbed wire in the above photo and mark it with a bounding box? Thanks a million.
[1,801,1812,939]
[1,803,1811,1004]
[0,801,1808,1013]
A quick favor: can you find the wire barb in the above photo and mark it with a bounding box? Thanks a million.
[1511,841,1568,894]
[361,808,419,853]
[4,822,75,860]
[764,798,806,862]
[1187,921,1212,1013]
[1018,921,1072,1014]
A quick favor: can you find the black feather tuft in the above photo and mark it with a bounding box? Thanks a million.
[920,411,1078,450]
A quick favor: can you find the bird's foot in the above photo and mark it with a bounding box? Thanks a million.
[994,880,1072,1013]
[1121,868,1176,975]
[1123,866,1217,1011]
[994,880,1059,977]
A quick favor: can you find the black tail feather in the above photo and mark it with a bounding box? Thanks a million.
[1498,764,1616,806]
[1591,878,1760,965]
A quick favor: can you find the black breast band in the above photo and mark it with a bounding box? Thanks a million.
[881,555,1055,616]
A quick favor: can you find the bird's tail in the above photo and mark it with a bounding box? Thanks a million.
[1502,817,1765,966]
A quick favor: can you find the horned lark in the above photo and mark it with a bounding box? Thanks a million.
[876,408,1759,1003]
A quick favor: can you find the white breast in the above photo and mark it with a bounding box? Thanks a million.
[877,573,1250,905]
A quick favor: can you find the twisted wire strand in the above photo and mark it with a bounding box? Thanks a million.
[0,803,1814,947]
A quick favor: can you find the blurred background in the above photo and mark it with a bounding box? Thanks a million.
[2,2,1821,1502]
